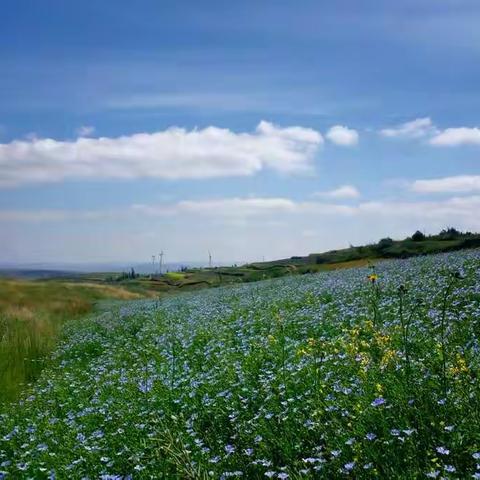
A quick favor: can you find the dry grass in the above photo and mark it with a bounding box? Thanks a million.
[322,258,375,270]
[0,279,144,403]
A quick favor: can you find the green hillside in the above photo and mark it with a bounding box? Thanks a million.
[1,249,479,478]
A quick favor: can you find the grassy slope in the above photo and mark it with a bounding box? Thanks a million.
[0,279,143,402]
[2,232,479,402]
[0,250,479,478]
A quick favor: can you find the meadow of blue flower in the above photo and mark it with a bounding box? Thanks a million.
[1,250,479,479]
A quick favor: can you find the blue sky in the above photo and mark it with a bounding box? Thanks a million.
[1,0,480,265]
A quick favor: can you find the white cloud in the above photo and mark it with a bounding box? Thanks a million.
[354,196,480,228]
[429,127,480,146]
[380,117,437,139]
[3,195,479,263]
[130,197,298,219]
[380,118,480,147]
[3,194,479,227]
[325,125,359,146]
[0,208,120,223]
[76,125,95,137]
[312,185,360,199]
[0,121,323,187]
[411,175,480,193]
[178,197,298,216]
[0,198,343,224]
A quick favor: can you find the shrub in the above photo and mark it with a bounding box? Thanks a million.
[377,237,394,249]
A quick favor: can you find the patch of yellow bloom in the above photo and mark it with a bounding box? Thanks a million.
[448,353,469,377]
[364,320,374,331]
[374,332,391,347]
[297,338,317,357]
[367,273,378,283]
[380,348,397,368]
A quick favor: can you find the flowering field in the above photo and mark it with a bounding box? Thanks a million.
[1,250,480,479]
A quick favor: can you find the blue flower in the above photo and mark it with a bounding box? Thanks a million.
[436,446,450,455]
[371,397,385,407]
[138,378,153,393]
[225,444,236,454]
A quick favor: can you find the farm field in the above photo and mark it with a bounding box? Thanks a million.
[1,250,480,479]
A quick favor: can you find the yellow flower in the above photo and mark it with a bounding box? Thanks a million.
[375,333,391,346]
[448,353,469,377]
[364,320,374,331]
[350,327,360,337]
[380,349,397,367]
[367,273,378,283]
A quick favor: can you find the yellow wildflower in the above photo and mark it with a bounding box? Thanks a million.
[448,353,469,377]
[367,273,378,283]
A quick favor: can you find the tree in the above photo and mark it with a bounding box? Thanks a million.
[439,227,460,240]
[411,230,425,242]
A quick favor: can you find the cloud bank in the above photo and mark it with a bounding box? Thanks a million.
[0,121,323,187]
[411,175,480,193]
[2,194,479,228]
[3,194,479,263]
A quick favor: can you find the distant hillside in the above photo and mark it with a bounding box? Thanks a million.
[3,228,479,295]
[251,228,480,270]
[0,269,81,280]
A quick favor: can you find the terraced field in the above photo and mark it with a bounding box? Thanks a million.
[1,250,480,479]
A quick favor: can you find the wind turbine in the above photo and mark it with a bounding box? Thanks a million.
[208,250,212,268]
[159,251,164,275]
[152,255,156,274]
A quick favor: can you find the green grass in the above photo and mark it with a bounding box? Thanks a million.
[1,250,479,478]
[0,279,143,403]
[164,272,187,281]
